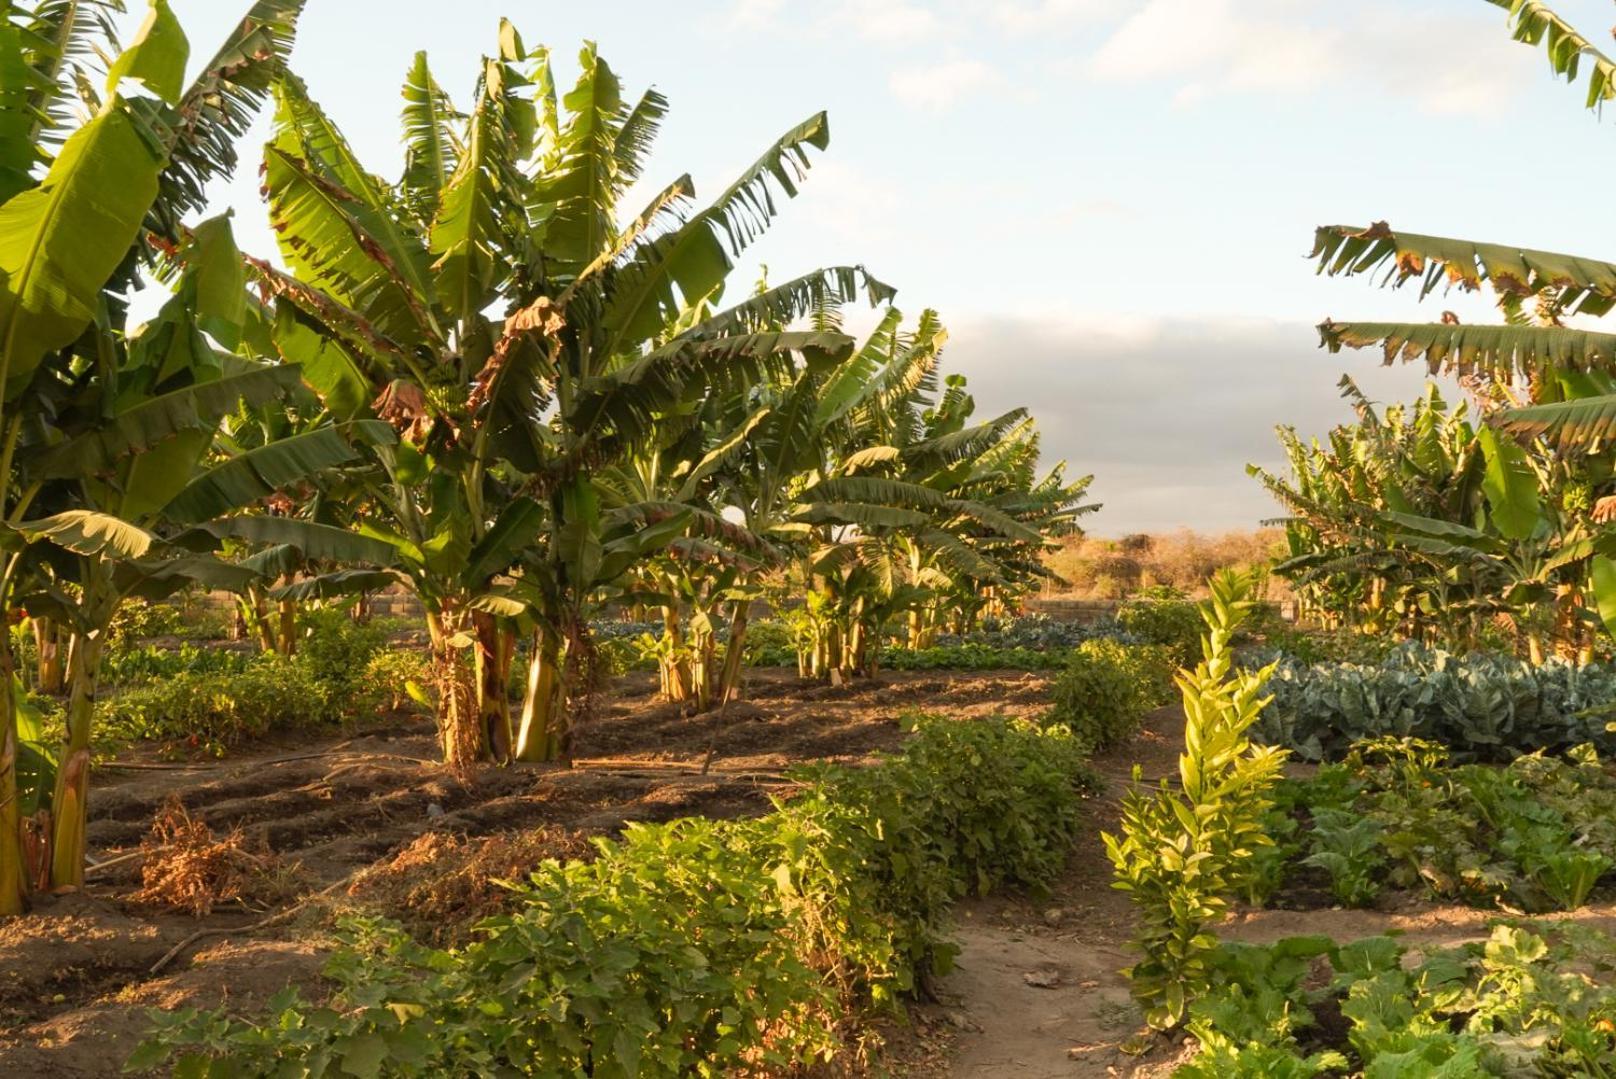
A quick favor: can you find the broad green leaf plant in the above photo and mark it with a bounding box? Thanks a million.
[1292,0,1616,657]
[0,0,313,913]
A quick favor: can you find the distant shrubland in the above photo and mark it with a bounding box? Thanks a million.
[1041,529,1288,600]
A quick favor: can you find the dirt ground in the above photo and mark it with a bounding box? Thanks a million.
[0,667,1053,1077]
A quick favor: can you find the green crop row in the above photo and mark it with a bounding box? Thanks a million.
[128,715,1098,1077]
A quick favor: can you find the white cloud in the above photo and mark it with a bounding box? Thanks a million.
[889,56,1003,109]
[725,0,784,30]
[785,158,907,254]
[938,312,1440,532]
[988,0,1122,35]
[1051,198,1137,228]
[837,0,941,42]
[1086,0,1537,115]
[722,0,941,41]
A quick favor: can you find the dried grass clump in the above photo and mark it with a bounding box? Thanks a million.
[349,827,597,944]
[132,797,297,916]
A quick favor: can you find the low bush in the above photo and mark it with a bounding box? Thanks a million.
[1117,595,1205,668]
[935,613,1132,651]
[296,608,390,715]
[99,643,253,687]
[130,715,1097,1076]
[1256,644,1616,761]
[1253,625,1400,666]
[99,657,341,754]
[357,648,433,714]
[107,599,186,644]
[880,642,1071,671]
[1046,640,1176,753]
[740,618,796,666]
[1178,922,1616,1076]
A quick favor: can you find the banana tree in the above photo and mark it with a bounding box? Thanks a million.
[1254,380,1603,656]
[254,28,864,767]
[1297,0,1616,651]
[0,0,309,912]
[671,307,1091,685]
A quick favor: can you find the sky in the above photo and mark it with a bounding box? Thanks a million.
[122,0,1616,533]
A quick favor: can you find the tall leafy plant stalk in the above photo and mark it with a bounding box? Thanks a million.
[251,27,882,768]
[1102,569,1287,1029]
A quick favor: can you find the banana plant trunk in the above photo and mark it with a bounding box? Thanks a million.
[714,602,750,709]
[0,641,23,915]
[473,611,514,763]
[514,624,566,762]
[690,617,715,713]
[243,585,276,653]
[659,606,691,702]
[427,603,485,772]
[276,595,298,656]
[48,629,105,890]
[31,618,64,695]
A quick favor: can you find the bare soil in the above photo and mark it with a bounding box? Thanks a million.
[0,667,1053,1077]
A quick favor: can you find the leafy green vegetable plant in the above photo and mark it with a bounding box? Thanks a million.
[1300,808,1385,908]
[1257,644,1616,761]
[1177,922,1616,1076]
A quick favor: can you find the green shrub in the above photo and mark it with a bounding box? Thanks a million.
[99,643,253,687]
[1257,626,1399,666]
[129,716,1097,1075]
[106,599,186,644]
[1117,596,1204,668]
[1045,640,1168,753]
[100,657,341,753]
[741,619,796,666]
[881,643,1069,671]
[296,608,389,717]
[359,648,433,714]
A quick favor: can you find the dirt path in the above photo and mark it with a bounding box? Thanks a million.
[915,706,1186,1078]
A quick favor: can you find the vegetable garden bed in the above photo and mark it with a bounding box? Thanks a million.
[0,667,1056,1075]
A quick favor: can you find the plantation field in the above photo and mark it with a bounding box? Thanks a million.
[15,0,1616,1074]
[9,611,1616,1075]
[0,667,1052,1075]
